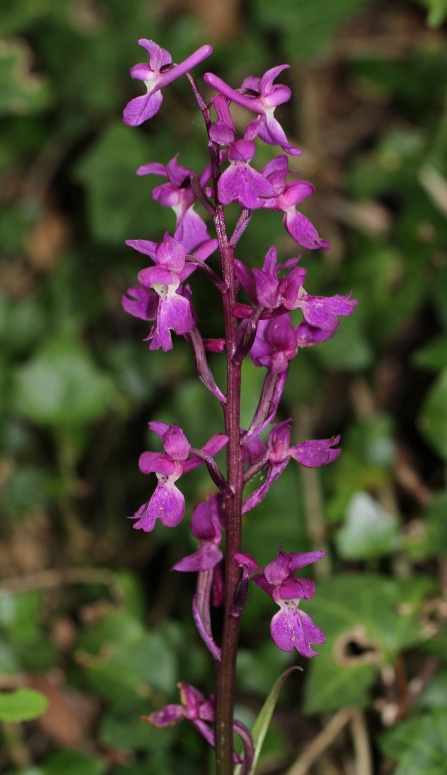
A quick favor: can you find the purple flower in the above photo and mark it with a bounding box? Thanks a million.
[144,682,216,748]
[123,40,212,126]
[131,423,228,532]
[243,420,340,514]
[234,548,326,657]
[121,285,159,321]
[234,246,357,330]
[145,682,253,768]
[125,233,218,351]
[173,496,225,660]
[136,154,211,253]
[262,156,330,250]
[247,313,298,374]
[204,66,301,156]
[218,139,275,209]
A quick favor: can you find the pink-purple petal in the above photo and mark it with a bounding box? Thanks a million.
[150,480,185,527]
[146,704,184,727]
[284,210,330,250]
[270,605,326,656]
[289,437,341,468]
[123,91,163,127]
[173,543,223,572]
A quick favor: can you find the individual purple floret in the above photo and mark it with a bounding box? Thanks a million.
[234,246,357,330]
[247,313,298,374]
[173,496,225,660]
[204,66,301,156]
[131,423,228,532]
[123,40,212,126]
[125,233,218,351]
[136,154,211,253]
[145,682,254,772]
[234,548,326,657]
[243,420,340,514]
[262,156,330,250]
[218,139,275,209]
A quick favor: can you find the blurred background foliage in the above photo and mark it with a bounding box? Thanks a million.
[0,0,447,773]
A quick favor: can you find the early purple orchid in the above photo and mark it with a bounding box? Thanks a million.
[121,41,359,769]
[124,233,218,351]
[262,156,330,250]
[234,246,357,330]
[136,154,211,253]
[204,66,301,155]
[173,496,225,660]
[123,40,212,126]
[234,548,326,657]
[131,423,228,532]
[145,683,254,772]
[243,419,340,514]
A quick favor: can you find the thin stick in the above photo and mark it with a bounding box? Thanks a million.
[285,708,354,775]
[0,568,124,604]
[350,708,373,775]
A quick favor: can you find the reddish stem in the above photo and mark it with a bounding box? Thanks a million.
[188,71,245,775]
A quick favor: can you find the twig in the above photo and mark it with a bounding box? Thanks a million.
[0,568,124,604]
[349,708,372,775]
[285,708,354,775]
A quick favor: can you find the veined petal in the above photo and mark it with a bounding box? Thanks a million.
[162,423,191,460]
[126,238,158,260]
[121,286,158,321]
[149,480,185,527]
[270,605,326,656]
[173,543,223,572]
[289,436,341,468]
[123,91,163,126]
[138,451,177,475]
[136,161,168,177]
[284,210,330,250]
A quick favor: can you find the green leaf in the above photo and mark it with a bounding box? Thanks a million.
[14,334,115,428]
[0,39,50,116]
[417,0,447,27]
[0,687,48,722]
[248,667,300,775]
[304,575,432,714]
[335,491,399,559]
[253,0,370,60]
[41,750,106,775]
[379,709,447,774]
[74,123,172,245]
[314,314,374,372]
[419,368,447,460]
[412,334,447,373]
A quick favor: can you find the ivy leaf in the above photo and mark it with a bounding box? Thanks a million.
[0,687,48,722]
[335,491,399,559]
[0,39,51,116]
[304,574,434,714]
[14,335,115,428]
[379,709,447,774]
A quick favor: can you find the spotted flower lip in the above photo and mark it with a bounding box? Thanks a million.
[130,423,228,532]
[204,66,302,156]
[123,40,212,126]
[234,548,326,657]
